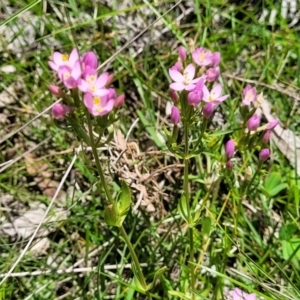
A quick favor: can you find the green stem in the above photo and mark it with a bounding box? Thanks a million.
[85,112,151,299]
[183,120,195,297]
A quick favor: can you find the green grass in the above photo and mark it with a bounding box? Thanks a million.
[0,0,300,299]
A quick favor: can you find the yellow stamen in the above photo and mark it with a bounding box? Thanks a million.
[93,96,101,105]
[62,54,69,61]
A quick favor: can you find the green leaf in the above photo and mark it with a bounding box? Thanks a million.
[117,180,132,216]
[132,262,146,293]
[263,172,287,197]
[279,224,298,240]
[201,216,211,240]
[103,205,118,227]
[146,266,167,291]
[178,194,188,222]
[168,290,190,300]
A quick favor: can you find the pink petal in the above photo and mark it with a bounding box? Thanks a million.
[77,79,89,92]
[53,52,63,65]
[83,93,94,109]
[71,61,82,80]
[100,99,115,115]
[185,83,197,91]
[69,48,80,66]
[202,85,210,101]
[217,95,229,102]
[48,61,58,71]
[170,82,185,91]
[93,88,110,97]
[169,69,184,83]
[211,84,222,97]
[184,64,195,79]
[95,72,109,89]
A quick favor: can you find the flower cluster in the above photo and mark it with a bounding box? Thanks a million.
[48,49,124,118]
[169,45,228,124]
[224,84,280,168]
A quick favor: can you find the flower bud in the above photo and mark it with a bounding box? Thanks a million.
[262,130,271,143]
[205,67,220,82]
[203,102,214,118]
[170,106,180,125]
[178,46,187,62]
[225,139,235,159]
[170,90,178,103]
[52,103,70,119]
[114,94,125,108]
[106,74,114,86]
[247,114,260,131]
[81,51,98,70]
[226,160,233,170]
[267,119,279,130]
[170,61,182,72]
[259,148,270,161]
[49,85,63,96]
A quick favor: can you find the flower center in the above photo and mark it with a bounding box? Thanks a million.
[62,54,69,62]
[183,71,191,85]
[87,75,96,83]
[93,96,101,105]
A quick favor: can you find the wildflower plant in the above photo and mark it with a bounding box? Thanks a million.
[48,44,279,299]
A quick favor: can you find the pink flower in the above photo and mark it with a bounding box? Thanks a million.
[78,68,109,96]
[49,48,79,72]
[169,64,200,91]
[84,92,115,116]
[81,51,98,70]
[170,106,180,124]
[52,103,70,119]
[267,119,279,130]
[203,102,214,118]
[247,114,260,131]
[225,139,235,159]
[114,93,125,108]
[227,288,256,300]
[212,52,221,67]
[259,148,270,161]
[203,84,229,104]
[187,78,204,106]
[48,85,63,96]
[242,85,257,106]
[58,60,82,89]
[206,67,220,82]
[178,46,187,62]
[170,61,182,72]
[192,47,213,66]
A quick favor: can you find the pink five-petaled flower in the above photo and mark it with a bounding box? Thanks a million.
[225,139,235,159]
[52,103,70,119]
[242,85,257,106]
[259,148,270,161]
[81,51,98,71]
[49,48,79,72]
[84,91,115,116]
[247,114,260,131]
[170,106,180,125]
[78,67,109,96]
[192,47,213,66]
[187,78,205,106]
[227,288,256,300]
[169,64,200,92]
[203,84,229,104]
[58,61,82,89]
